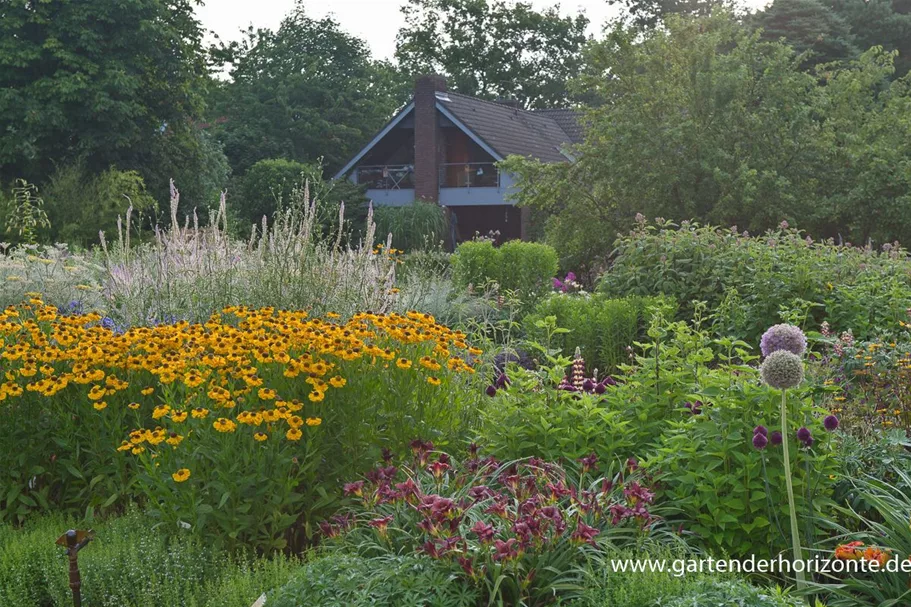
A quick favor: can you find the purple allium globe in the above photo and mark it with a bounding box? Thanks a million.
[753,425,768,437]
[485,385,497,397]
[796,427,812,444]
[753,433,768,450]
[770,431,783,446]
[824,415,839,432]
[760,350,804,389]
[803,437,814,448]
[760,324,808,358]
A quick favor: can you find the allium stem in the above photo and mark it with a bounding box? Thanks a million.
[780,389,806,594]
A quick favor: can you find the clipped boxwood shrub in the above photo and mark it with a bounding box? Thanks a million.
[269,552,477,607]
[523,294,672,374]
[451,239,558,301]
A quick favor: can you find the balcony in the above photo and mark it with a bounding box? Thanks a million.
[439,163,499,189]
[355,165,414,189]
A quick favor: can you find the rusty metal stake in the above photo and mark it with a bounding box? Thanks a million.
[56,529,94,607]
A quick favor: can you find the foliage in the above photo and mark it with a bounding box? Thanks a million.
[642,316,840,559]
[830,0,911,78]
[0,510,298,607]
[270,552,478,607]
[0,0,219,210]
[41,164,157,247]
[2,180,51,245]
[818,466,911,606]
[211,7,408,176]
[756,0,859,67]
[450,239,558,304]
[598,219,911,344]
[0,299,481,551]
[523,294,667,374]
[396,0,589,109]
[503,14,911,262]
[607,0,737,29]
[373,201,449,252]
[578,548,801,607]
[323,445,671,606]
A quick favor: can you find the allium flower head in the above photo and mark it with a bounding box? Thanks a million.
[753,433,768,450]
[824,415,839,432]
[760,350,804,389]
[760,324,807,357]
[796,427,811,442]
[753,425,768,437]
[770,431,783,446]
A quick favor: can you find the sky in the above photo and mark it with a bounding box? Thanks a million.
[196,0,772,61]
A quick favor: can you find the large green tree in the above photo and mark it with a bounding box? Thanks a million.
[829,0,911,77]
[395,0,589,108]
[503,14,911,273]
[607,0,737,29]
[0,0,223,208]
[210,4,409,177]
[757,0,859,66]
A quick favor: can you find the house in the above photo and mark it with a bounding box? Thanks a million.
[333,75,582,243]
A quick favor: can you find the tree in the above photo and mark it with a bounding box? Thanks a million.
[607,0,737,29]
[757,0,859,67]
[395,0,589,108]
[503,14,911,272]
[829,0,911,77]
[0,0,220,208]
[210,3,409,177]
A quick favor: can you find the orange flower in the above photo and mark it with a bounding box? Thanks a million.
[863,546,890,566]
[834,541,864,560]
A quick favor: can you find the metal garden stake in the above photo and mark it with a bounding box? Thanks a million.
[56,529,94,607]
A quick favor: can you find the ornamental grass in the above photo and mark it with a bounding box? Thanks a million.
[0,298,482,550]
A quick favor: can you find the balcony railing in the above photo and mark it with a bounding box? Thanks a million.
[440,163,499,189]
[356,165,414,189]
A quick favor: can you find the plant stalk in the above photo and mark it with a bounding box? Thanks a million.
[780,389,806,594]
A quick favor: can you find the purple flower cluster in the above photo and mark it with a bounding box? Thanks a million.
[553,271,579,293]
[797,427,814,448]
[752,425,768,450]
[682,400,705,415]
[760,324,807,358]
[325,445,658,575]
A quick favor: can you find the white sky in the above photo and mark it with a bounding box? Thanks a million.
[196,0,772,61]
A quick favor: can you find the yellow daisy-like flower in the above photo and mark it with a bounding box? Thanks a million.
[326,312,340,319]
[329,376,346,388]
[254,432,268,442]
[93,401,108,411]
[171,410,188,423]
[396,358,412,370]
[287,415,304,429]
[427,376,441,386]
[131,446,145,455]
[286,427,303,441]
[128,402,141,410]
[172,468,191,483]
[308,389,325,403]
[213,418,237,433]
[141,387,154,396]
[191,407,210,419]
[166,433,184,447]
[117,440,132,452]
[152,405,171,420]
[258,387,277,400]
[306,417,322,427]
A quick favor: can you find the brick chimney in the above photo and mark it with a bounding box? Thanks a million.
[414,74,447,202]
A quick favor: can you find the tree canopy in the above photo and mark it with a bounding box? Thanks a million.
[210,5,409,177]
[503,14,911,273]
[395,0,589,108]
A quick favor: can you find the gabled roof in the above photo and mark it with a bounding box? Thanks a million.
[437,92,581,164]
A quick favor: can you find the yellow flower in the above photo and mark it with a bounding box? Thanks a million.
[286,427,303,441]
[131,446,145,455]
[128,402,141,410]
[93,401,108,411]
[396,358,412,370]
[254,432,268,442]
[117,440,132,452]
[191,407,210,419]
[308,389,325,403]
[329,376,346,388]
[427,376,441,386]
[213,418,237,433]
[172,468,191,483]
[152,405,171,420]
[166,433,184,447]
[258,387,277,400]
[287,415,304,429]
[141,387,154,396]
[306,417,322,427]
[171,410,188,423]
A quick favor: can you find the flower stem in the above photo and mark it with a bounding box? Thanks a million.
[781,389,806,593]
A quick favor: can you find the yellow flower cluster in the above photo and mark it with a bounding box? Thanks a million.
[0,301,478,455]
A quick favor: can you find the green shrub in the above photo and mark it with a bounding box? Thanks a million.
[0,510,298,607]
[269,552,478,607]
[599,219,911,343]
[498,239,559,293]
[523,294,670,374]
[451,240,501,290]
[372,200,448,251]
[42,164,156,247]
[451,239,558,303]
[237,158,310,226]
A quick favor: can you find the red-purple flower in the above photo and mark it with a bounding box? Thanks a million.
[470,519,496,543]
[752,432,768,450]
[493,538,520,561]
[770,431,783,446]
[343,481,365,497]
[571,521,599,545]
[824,415,839,431]
[578,453,598,474]
[368,515,393,536]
